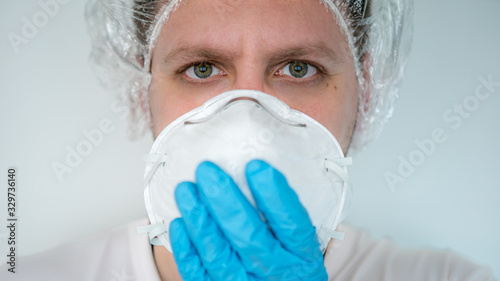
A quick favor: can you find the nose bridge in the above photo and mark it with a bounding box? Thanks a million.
[232,60,267,92]
[230,26,271,94]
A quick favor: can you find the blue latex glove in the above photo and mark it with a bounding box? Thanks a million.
[169,160,328,281]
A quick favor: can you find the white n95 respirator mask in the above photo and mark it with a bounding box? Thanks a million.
[138,90,352,253]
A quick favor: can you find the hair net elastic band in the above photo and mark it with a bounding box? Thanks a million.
[85,0,414,152]
[320,0,363,82]
[143,1,183,73]
[143,0,363,90]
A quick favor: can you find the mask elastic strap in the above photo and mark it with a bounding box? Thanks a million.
[143,154,169,187]
[321,157,353,249]
[140,156,352,248]
[318,225,346,254]
[136,224,168,246]
[138,154,170,245]
[318,225,346,241]
[324,157,352,189]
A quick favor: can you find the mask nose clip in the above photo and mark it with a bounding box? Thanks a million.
[184,96,307,128]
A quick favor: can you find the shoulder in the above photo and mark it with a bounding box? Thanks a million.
[0,218,160,281]
[324,224,498,281]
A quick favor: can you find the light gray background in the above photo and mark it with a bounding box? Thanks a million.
[1,0,499,277]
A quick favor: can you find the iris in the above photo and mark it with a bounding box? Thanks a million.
[289,61,308,78]
[194,62,213,78]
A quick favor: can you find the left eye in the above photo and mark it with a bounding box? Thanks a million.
[185,62,222,79]
[280,61,317,78]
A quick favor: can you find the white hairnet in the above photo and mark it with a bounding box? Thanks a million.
[85,0,413,151]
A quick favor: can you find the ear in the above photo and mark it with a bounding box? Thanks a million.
[136,52,154,135]
[126,83,152,140]
[126,53,151,138]
[360,52,372,114]
[135,54,145,68]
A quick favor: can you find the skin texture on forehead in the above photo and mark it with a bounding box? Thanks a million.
[148,0,359,153]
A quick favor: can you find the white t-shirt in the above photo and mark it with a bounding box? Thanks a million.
[1,218,497,281]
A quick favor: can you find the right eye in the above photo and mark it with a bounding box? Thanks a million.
[185,62,222,79]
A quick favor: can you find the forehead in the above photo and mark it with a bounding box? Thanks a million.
[157,0,349,59]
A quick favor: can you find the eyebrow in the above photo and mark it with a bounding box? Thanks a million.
[267,42,344,65]
[162,47,233,65]
[162,42,344,66]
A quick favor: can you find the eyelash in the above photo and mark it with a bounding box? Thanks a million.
[279,60,324,76]
[175,61,223,85]
[177,61,218,75]
[177,60,326,83]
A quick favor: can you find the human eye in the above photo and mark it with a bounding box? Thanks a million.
[184,62,224,79]
[278,60,318,79]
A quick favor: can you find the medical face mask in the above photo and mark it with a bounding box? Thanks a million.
[139,90,352,253]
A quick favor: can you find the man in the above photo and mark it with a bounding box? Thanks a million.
[2,0,496,280]
[143,1,365,279]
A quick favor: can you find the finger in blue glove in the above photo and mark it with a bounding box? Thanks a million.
[171,181,248,280]
[194,161,328,280]
[169,218,211,281]
[245,159,320,258]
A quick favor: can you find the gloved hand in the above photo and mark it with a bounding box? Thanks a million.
[169,159,328,281]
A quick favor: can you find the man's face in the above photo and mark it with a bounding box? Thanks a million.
[149,0,359,153]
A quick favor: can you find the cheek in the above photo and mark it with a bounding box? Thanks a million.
[149,78,198,137]
[328,77,359,152]
[292,76,358,152]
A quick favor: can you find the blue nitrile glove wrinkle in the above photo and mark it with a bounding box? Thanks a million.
[170,160,328,281]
